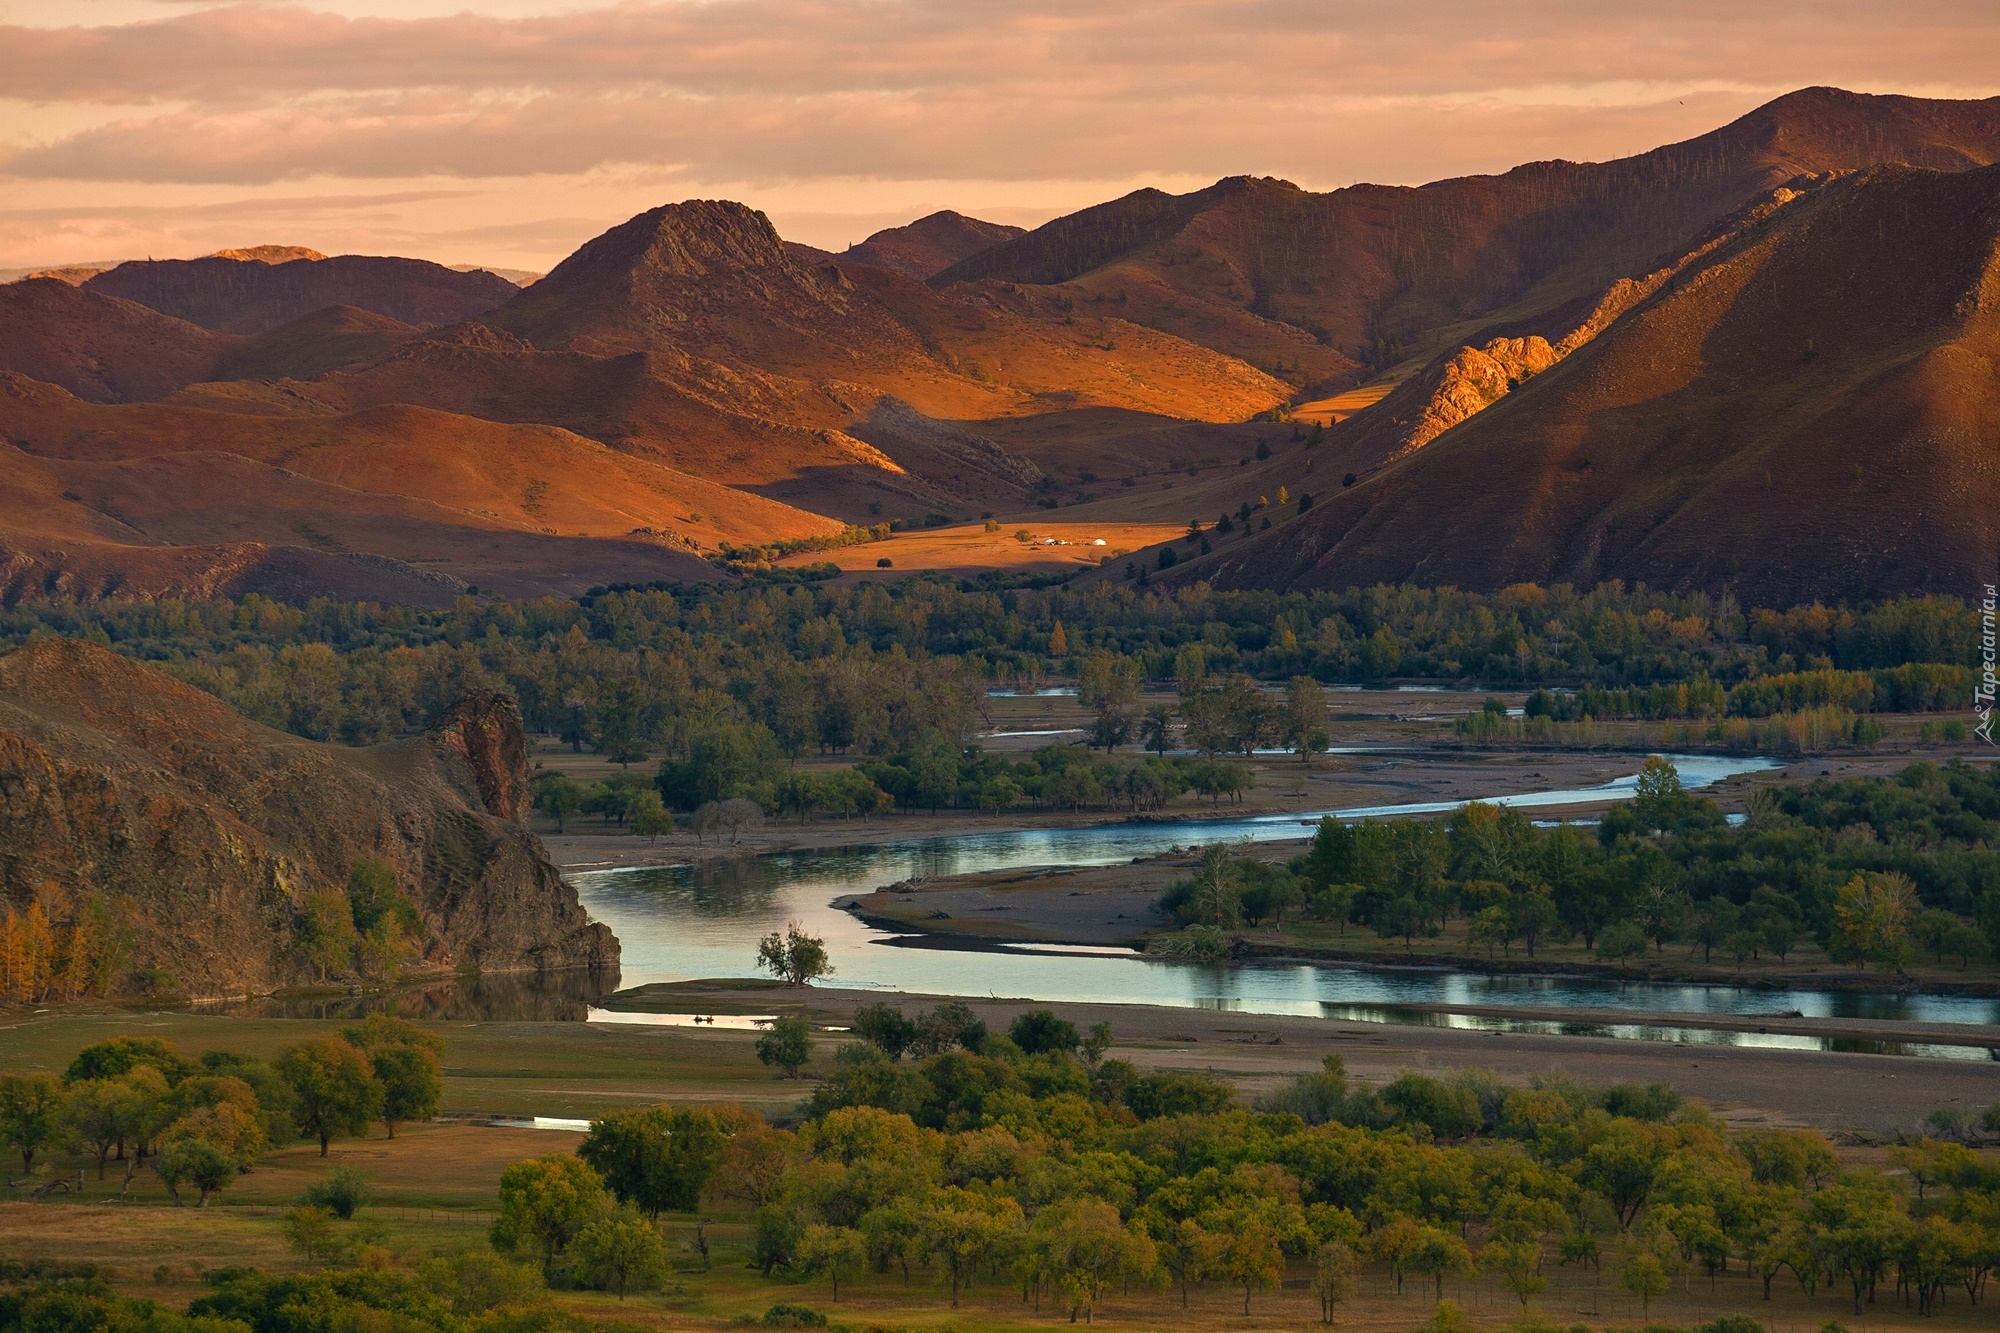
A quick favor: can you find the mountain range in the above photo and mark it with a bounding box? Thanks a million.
[2,86,1997,605]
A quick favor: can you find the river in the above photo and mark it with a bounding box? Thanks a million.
[564,754,2000,1057]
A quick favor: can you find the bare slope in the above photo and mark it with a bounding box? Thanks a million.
[940,88,2000,388]
[0,278,233,402]
[85,253,520,333]
[843,211,1026,279]
[0,638,616,996]
[1177,164,2000,604]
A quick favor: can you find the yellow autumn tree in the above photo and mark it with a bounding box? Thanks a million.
[1831,871,1917,971]
[1049,621,1069,657]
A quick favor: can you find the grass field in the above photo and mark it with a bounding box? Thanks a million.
[0,1006,1993,1331]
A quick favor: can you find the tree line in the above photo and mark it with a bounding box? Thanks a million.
[1151,758,2000,971]
[502,1003,2000,1323]
[0,581,1974,751]
[0,1018,440,1207]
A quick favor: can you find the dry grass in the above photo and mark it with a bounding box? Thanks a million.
[775,521,1185,579]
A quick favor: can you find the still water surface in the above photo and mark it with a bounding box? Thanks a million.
[564,754,2000,1056]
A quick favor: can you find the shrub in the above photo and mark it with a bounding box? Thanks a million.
[302,1164,372,1219]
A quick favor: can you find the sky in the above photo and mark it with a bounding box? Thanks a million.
[1,0,1996,272]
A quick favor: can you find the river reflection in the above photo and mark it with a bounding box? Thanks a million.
[565,753,2000,1045]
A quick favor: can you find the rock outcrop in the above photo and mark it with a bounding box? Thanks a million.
[0,639,617,997]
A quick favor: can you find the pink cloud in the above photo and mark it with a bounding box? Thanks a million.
[0,0,1994,262]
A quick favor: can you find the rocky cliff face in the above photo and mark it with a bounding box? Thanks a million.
[0,639,617,997]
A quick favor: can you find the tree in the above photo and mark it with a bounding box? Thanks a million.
[578,1106,727,1218]
[275,1037,383,1157]
[157,1136,236,1207]
[1831,871,1918,971]
[65,1077,150,1178]
[757,922,833,986]
[532,774,585,832]
[1215,1216,1284,1314]
[1483,1237,1547,1306]
[1030,1197,1154,1324]
[0,1074,61,1173]
[922,1190,1020,1308]
[1412,1226,1475,1301]
[1140,705,1174,757]
[570,1212,669,1299]
[283,1205,338,1264]
[492,1153,612,1276]
[298,891,356,981]
[757,1015,813,1078]
[1147,1216,1222,1307]
[1008,1009,1079,1055]
[853,1003,918,1060]
[1312,1240,1358,1324]
[303,1163,372,1218]
[1370,1215,1424,1294]
[629,792,673,845]
[371,1045,441,1139]
[796,1224,867,1302]
[1619,1249,1669,1317]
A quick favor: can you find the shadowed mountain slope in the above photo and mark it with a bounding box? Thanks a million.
[85,253,520,333]
[940,88,2000,387]
[0,278,233,402]
[1170,163,2000,604]
[843,211,1026,279]
[0,637,616,996]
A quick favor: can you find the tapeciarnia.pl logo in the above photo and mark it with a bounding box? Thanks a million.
[1978,582,1997,745]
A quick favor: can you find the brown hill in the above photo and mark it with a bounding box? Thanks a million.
[209,304,421,382]
[85,253,520,333]
[1170,163,2000,604]
[0,373,817,599]
[0,637,616,997]
[939,88,2000,387]
[843,211,1026,279]
[0,277,233,402]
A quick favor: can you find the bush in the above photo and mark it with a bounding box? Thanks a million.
[1007,1009,1079,1055]
[302,1164,372,1219]
[762,1304,827,1329]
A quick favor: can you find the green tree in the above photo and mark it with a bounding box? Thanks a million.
[1411,1225,1475,1301]
[303,1163,372,1218]
[570,1212,669,1299]
[921,1189,1020,1308]
[156,1136,237,1207]
[533,774,585,832]
[757,922,833,986]
[0,1074,62,1172]
[853,1003,917,1060]
[578,1106,727,1218]
[757,1015,813,1078]
[491,1153,612,1276]
[298,891,356,981]
[370,1045,441,1139]
[1618,1248,1668,1317]
[796,1223,867,1302]
[276,1037,382,1157]
[1483,1237,1547,1306]
[283,1205,338,1264]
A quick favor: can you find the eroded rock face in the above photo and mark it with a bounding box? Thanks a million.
[0,638,616,997]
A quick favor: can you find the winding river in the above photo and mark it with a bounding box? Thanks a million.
[568,754,2000,1057]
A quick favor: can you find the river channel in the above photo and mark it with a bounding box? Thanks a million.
[566,754,2000,1057]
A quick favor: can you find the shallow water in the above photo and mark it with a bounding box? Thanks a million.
[564,752,2000,1053]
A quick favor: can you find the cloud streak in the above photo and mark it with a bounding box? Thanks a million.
[0,0,1995,262]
